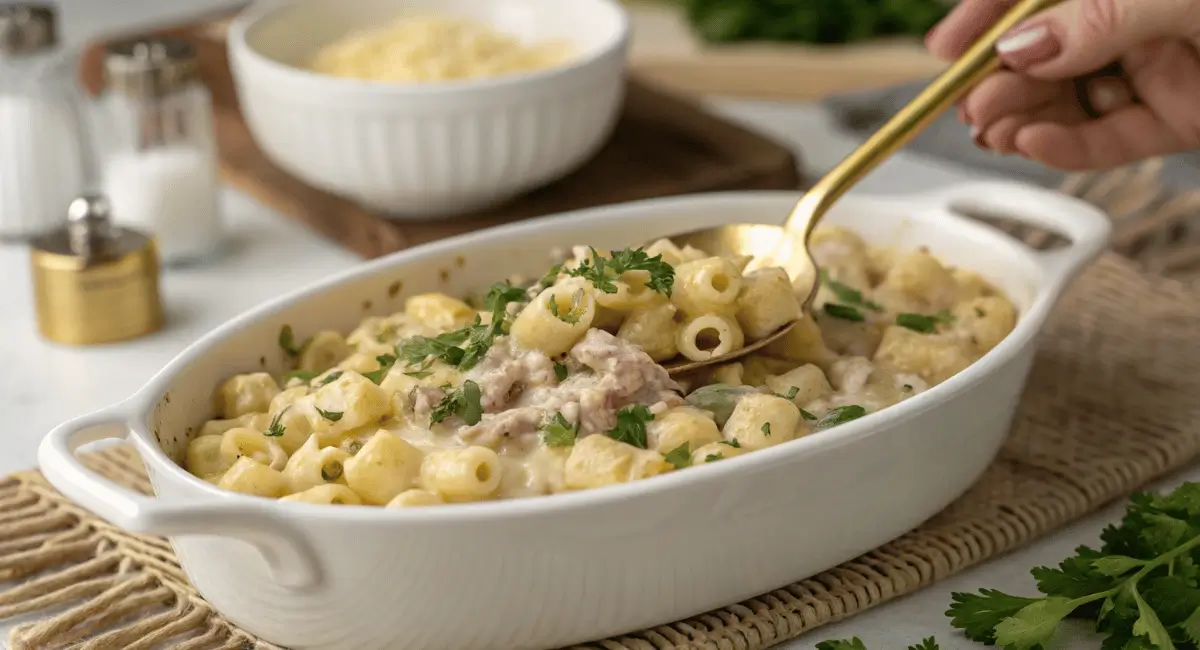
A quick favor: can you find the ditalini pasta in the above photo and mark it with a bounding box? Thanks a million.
[183,227,1020,506]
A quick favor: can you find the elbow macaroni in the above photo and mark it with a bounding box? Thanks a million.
[185,224,1019,506]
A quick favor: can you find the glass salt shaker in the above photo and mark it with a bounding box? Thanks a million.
[0,3,89,242]
[97,36,224,266]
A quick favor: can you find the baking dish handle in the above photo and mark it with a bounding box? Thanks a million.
[924,180,1113,284]
[38,402,323,590]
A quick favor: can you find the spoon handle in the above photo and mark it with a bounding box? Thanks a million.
[785,0,1063,234]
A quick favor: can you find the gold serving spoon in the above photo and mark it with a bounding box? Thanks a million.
[661,0,1062,377]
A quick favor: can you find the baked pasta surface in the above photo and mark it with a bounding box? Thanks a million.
[184,226,1018,507]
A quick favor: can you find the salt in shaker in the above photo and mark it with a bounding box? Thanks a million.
[0,3,89,241]
[96,36,224,266]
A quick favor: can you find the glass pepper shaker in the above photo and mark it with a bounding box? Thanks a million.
[96,35,225,267]
[0,3,90,242]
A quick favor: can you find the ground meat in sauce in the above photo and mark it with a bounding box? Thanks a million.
[410,386,445,422]
[457,330,683,448]
[468,339,557,412]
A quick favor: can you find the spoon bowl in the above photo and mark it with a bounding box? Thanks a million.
[654,0,1061,377]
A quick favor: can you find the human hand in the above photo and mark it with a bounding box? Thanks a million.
[925,0,1200,171]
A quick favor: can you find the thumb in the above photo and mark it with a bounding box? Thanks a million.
[996,0,1200,78]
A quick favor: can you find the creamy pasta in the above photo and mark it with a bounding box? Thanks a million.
[183,226,1019,506]
[309,15,575,83]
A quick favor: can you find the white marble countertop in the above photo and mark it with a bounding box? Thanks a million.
[3,2,1199,649]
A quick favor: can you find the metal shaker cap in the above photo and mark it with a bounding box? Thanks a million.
[29,195,165,345]
[103,35,200,98]
[0,3,57,57]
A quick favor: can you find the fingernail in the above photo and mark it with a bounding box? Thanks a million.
[1090,85,1117,112]
[996,23,1060,68]
[924,23,941,48]
[971,125,986,148]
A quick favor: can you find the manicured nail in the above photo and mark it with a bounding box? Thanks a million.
[971,125,986,148]
[996,23,1060,68]
[924,23,941,48]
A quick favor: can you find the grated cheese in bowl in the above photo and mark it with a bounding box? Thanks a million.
[309,15,575,83]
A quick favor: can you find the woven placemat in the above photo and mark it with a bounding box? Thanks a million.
[4,248,1200,650]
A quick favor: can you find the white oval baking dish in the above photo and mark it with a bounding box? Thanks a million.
[39,184,1110,650]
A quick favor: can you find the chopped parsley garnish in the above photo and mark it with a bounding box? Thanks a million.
[817,405,867,429]
[346,440,363,454]
[315,407,343,422]
[278,325,310,359]
[761,422,772,436]
[604,404,655,449]
[397,329,472,367]
[404,370,433,379]
[664,442,692,469]
[777,386,800,400]
[363,354,397,384]
[538,263,563,289]
[282,370,318,384]
[974,306,986,317]
[317,371,343,387]
[819,270,882,311]
[320,462,343,482]
[721,439,741,448]
[429,380,483,426]
[548,289,587,324]
[823,303,866,322]
[264,409,288,437]
[799,408,818,421]
[564,247,675,296]
[397,284,528,373]
[542,413,579,447]
[553,362,569,382]
[483,281,528,312]
[896,309,955,333]
[705,453,724,463]
[903,384,914,392]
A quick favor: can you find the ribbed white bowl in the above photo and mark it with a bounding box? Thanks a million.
[227,0,630,219]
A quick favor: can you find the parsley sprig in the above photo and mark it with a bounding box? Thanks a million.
[948,482,1200,650]
[897,309,955,334]
[820,270,882,311]
[397,282,528,373]
[542,413,579,447]
[264,408,288,438]
[664,442,692,469]
[817,638,939,650]
[604,404,655,449]
[549,289,588,324]
[816,405,867,430]
[429,380,484,426]
[278,325,311,359]
[363,355,398,384]
[564,247,675,296]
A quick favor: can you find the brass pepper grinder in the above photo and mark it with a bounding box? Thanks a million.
[30,195,164,345]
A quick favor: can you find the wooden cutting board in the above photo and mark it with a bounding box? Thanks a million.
[78,19,806,259]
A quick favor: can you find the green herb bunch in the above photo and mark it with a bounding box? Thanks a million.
[817,482,1200,650]
[949,482,1200,650]
[680,0,952,46]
